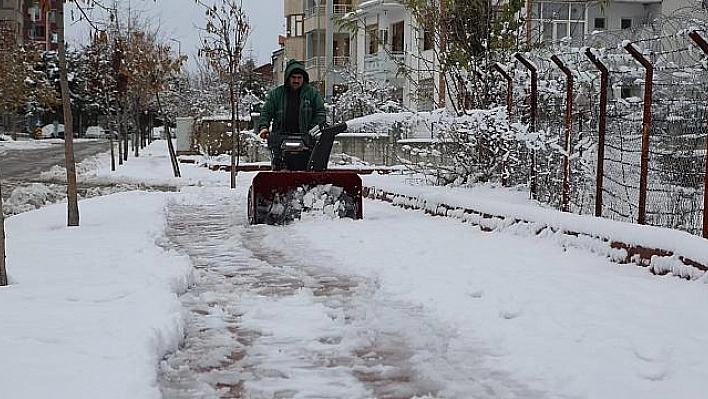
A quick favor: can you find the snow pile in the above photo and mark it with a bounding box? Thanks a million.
[3,183,67,215]
[255,184,357,224]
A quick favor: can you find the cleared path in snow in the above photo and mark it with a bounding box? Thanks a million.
[157,179,708,399]
[157,188,545,399]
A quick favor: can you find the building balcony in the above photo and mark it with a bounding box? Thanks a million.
[333,56,350,67]
[304,2,354,33]
[305,56,351,79]
[304,4,325,18]
[304,2,353,17]
[333,3,353,14]
[364,51,406,73]
[305,56,327,70]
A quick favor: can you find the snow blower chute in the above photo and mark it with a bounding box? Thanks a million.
[247,122,363,225]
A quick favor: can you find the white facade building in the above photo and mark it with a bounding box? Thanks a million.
[349,0,441,111]
[278,0,705,112]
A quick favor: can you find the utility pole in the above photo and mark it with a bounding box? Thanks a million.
[325,0,333,102]
[438,0,446,108]
[315,0,321,94]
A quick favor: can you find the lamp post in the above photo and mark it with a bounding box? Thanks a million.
[314,0,321,93]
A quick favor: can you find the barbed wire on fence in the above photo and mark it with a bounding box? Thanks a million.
[492,9,708,236]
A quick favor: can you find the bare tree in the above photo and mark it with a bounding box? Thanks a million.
[402,0,526,110]
[82,30,120,169]
[0,14,58,287]
[149,42,186,178]
[43,0,160,225]
[50,0,80,226]
[0,166,6,287]
[197,0,250,189]
[0,29,57,136]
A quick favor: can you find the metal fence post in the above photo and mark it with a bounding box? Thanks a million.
[550,55,574,213]
[624,42,654,225]
[491,62,514,186]
[491,62,513,119]
[514,53,538,199]
[584,48,609,218]
[687,30,708,238]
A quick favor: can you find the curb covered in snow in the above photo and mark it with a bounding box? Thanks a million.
[363,186,708,281]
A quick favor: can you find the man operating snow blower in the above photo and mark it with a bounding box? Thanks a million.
[258,59,327,170]
[248,59,363,225]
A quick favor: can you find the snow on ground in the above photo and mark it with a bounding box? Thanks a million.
[1,139,708,398]
[0,135,63,154]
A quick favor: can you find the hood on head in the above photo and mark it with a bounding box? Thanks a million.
[284,59,309,83]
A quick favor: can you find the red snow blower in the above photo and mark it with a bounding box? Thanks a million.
[247,122,363,225]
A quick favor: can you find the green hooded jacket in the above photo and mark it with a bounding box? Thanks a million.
[258,59,326,134]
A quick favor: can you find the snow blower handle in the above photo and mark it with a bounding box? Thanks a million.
[308,124,321,138]
[307,122,347,141]
[308,122,347,141]
[306,122,348,171]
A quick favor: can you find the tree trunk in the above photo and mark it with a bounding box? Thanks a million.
[57,2,80,226]
[156,92,181,178]
[109,132,116,171]
[133,104,139,158]
[123,101,129,162]
[107,94,116,171]
[0,165,7,286]
[118,101,125,165]
[230,77,237,189]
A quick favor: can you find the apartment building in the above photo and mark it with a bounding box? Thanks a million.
[0,0,23,44]
[279,0,704,112]
[279,0,441,111]
[525,0,663,46]
[348,0,439,111]
[278,0,355,101]
[23,0,59,51]
[0,0,59,50]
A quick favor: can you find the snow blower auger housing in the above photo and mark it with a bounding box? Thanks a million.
[248,122,363,225]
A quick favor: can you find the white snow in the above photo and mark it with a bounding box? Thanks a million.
[1,139,708,398]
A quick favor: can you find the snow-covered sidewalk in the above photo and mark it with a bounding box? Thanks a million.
[1,140,708,398]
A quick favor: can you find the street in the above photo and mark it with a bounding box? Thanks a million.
[0,140,113,200]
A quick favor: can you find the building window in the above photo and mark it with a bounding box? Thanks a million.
[332,0,352,14]
[391,21,404,53]
[417,78,435,111]
[33,25,45,38]
[287,14,304,38]
[533,1,587,46]
[2,0,19,9]
[621,18,632,30]
[594,17,605,30]
[366,25,378,54]
[422,28,434,51]
[28,6,41,22]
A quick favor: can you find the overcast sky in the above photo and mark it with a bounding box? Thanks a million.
[66,0,285,68]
